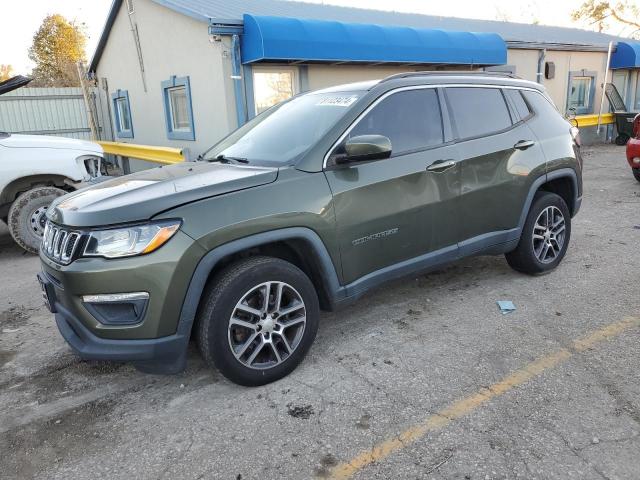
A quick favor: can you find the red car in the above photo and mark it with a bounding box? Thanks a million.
[626,114,640,182]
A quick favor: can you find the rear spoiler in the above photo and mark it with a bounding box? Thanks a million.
[0,75,32,96]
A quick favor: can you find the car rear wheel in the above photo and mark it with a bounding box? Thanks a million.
[505,191,571,275]
[633,168,640,183]
[8,186,66,254]
[196,256,319,386]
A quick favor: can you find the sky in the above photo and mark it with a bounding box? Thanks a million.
[1,0,636,75]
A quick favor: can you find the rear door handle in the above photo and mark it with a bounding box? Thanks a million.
[514,140,535,150]
[426,159,456,172]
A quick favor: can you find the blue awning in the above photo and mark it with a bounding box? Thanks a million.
[241,15,507,66]
[610,41,640,69]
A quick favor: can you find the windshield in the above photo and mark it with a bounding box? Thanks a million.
[203,91,363,165]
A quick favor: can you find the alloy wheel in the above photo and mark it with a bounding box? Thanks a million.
[532,206,566,264]
[228,281,306,370]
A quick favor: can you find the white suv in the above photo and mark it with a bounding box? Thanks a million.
[0,132,106,253]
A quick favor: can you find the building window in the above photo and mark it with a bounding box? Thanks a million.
[252,67,298,115]
[111,89,133,138]
[161,76,195,141]
[634,72,640,110]
[567,70,596,115]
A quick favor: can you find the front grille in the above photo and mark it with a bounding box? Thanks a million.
[42,222,83,264]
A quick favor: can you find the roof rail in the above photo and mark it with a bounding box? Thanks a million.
[379,70,521,83]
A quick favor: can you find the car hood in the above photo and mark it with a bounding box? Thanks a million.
[47,161,279,227]
[0,134,103,154]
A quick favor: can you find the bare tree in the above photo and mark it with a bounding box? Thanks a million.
[572,1,640,36]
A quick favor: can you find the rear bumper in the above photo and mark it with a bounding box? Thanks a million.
[54,301,188,374]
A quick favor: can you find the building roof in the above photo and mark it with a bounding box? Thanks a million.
[90,0,625,72]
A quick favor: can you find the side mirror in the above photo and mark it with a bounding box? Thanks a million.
[337,135,392,164]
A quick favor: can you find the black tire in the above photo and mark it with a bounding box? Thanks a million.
[8,186,66,254]
[633,169,640,183]
[505,191,571,275]
[615,134,630,146]
[196,256,320,386]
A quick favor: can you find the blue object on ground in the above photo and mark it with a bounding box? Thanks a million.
[497,300,516,314]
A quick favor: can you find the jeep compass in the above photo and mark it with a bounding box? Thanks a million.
[38,72,582,386]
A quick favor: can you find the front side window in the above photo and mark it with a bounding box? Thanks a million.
[111,89,133,138]
[567,71,596,114]
[161,76,195,140]
[348,88,444,156]
[446,87,512,139]
[204,91,363,166]
[253,68,298,115]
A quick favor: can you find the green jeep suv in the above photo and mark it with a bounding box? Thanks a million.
[38,72,582,386]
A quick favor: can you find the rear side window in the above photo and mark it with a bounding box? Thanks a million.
[446,87,512,139]
[349,88,443,155]
[505,89,532,121]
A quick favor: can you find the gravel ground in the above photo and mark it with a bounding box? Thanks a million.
[1,144,639,480]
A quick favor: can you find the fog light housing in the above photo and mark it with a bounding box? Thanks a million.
[82,292,149,326]
[633,157,640,165]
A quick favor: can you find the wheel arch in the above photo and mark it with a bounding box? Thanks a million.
[177,228,343,341]
[1,174,76,206]
[518,168,580,233]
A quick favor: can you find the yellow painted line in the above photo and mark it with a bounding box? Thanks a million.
[98,141,185,165]
[575,113,615,128]
[328,316,640,480]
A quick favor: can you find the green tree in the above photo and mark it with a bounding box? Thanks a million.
[572,1,640,36]
[0,65,13,82]
[28,14,87,87]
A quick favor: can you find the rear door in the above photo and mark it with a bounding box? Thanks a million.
[324,87,460,285]
[445,86,546,254]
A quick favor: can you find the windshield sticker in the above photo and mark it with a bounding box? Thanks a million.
[316,96,358,107]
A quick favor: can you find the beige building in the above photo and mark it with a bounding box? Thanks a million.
[90,0,640,162]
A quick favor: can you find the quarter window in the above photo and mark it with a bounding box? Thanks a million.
[348,88,444,156]
[567,71,596,114]
[111,89,133,139]
[446,87,512,139]
[505,89,531,121]
[161,76,195,141]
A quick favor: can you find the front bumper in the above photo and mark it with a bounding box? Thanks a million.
[53,299,187,373]
[38,229,206,372]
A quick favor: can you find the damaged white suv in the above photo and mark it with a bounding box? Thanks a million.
[0,132,106,253]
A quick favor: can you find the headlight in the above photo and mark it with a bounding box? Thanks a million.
[83,220,181,258]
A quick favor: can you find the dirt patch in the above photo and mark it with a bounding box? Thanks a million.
[314,453,339,478]
[287,403,314,419]
[0,398,117,479]
[0,349,16,367]
[355,413,371,430]
[0,306,30,329]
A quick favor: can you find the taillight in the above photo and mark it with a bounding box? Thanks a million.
[633,114,640,138]
[570,126,581,147]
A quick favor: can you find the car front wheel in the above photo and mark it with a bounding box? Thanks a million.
[633,168,640,183]
[196,256,320,386]
[505,191,571,275]
[8,186,66,254]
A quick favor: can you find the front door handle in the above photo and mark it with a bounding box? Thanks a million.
[426,159,456,172]
[514,140,535,150]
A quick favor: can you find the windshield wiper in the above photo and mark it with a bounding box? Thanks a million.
[209,154,249,164]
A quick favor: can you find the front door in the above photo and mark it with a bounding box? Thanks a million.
[324,87,460,285]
